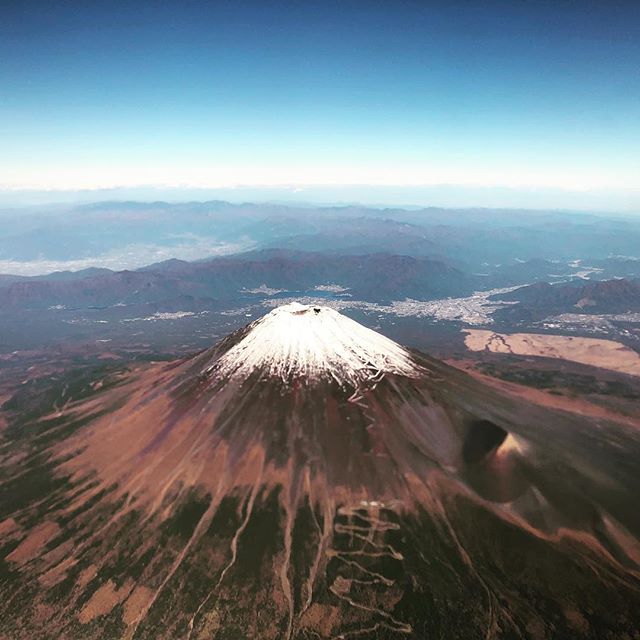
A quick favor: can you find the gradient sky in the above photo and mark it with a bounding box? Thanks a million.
[2,0,639,201]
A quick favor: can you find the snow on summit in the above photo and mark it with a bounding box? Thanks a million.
[211,302,420,387]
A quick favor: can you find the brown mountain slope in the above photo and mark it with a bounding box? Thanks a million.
[1,304,639,639]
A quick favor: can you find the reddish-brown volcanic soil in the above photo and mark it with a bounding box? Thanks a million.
[448,358,640,430]
[1,308,640,639]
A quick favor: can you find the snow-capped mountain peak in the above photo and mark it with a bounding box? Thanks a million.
[210,302,420,387]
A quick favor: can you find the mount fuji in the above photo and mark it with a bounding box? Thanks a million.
[1,303,639,639]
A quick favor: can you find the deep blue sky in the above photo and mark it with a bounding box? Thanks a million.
[1,0,639,205]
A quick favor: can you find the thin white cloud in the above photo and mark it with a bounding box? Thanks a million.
[2,161,639,192]
[0,239,254,276]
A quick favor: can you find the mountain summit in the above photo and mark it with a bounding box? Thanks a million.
[208,302,420,387]
[1,305,640,639]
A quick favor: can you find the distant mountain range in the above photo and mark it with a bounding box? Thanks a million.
[3,200,640,276]
[0,250,473,311]
[494,277,640,322]
[2,245,640,356]
[2,201,640,353]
